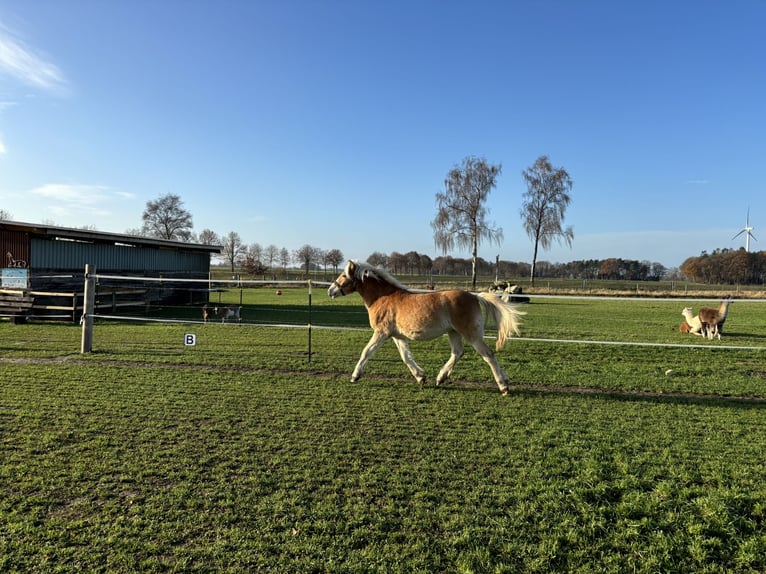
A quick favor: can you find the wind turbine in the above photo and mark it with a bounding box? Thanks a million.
[732,208,757,252]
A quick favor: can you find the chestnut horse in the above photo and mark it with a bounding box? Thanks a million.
[328,260,523,395]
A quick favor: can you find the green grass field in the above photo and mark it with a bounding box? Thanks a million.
[2,290,766,572]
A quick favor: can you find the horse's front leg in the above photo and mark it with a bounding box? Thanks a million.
[436,331,464,386]
[351,331,389,382]
[392,338,426,384]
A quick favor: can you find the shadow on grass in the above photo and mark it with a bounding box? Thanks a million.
[506,382,766,410]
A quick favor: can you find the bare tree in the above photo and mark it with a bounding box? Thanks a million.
[279,247,290,277]
[0,209,13,220]
[317,249,327,273]
[244,243,265,277]
[404,251,420,275]
[419,254,433,275]
[324,248,344,273]
[388,251,406,274]
[432,156,503,289]
[141,193,193,241]
[244,253,267,277]
[198,228,220,245]
[367,251,388,268]
[265,244,279,270]
[293,244,320,276]
[221,231,247,272]
[197,229,221,265]
[249,243,263,266]
[520,156,574,285]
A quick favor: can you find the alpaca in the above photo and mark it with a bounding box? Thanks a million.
[680,307,704,336]
[679,321,691,333]
[698,296,732,340]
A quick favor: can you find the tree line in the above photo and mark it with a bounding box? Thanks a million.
[109,193,766,285]
[681,249,766,285]
[362,252,670,282]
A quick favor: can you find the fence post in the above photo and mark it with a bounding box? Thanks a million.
[307,279,312,362]
[80,264,95,353]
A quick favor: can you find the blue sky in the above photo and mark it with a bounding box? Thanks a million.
[0,0,763,269]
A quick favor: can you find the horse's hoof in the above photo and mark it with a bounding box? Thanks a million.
[501,389,509,396]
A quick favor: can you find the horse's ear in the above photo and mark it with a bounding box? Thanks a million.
[347,260,356,275]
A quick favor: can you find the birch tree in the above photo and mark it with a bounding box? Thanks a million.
[432,156,503,289]
[520,156,574,284]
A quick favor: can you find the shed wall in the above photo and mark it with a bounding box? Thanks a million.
[1,230,30,268]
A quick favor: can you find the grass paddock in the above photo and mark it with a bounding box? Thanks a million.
[1,293,766,572]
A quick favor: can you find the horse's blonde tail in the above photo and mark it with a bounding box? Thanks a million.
[477,292,524,350]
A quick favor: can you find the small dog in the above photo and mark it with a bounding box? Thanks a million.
[216,305,241,323]
[203,305,241,323]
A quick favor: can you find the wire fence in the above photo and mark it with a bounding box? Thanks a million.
[57,271,765,356]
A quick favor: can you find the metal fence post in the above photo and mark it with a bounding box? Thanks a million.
[80,264,95,353]
[307,279,312,362]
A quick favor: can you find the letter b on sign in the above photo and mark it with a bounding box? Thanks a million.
[184,333,196,347]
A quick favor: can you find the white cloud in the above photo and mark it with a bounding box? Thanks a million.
[32,183,109,205]
[30,183,124,219]
[0,24,67,93]
[0,183,136,230]
[0,135,6,155]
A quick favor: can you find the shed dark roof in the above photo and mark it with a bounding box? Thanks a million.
[0,220,222,254]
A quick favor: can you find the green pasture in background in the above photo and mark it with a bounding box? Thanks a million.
[1,294,765,572]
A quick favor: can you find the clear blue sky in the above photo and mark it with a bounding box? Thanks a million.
[1,0,764,269]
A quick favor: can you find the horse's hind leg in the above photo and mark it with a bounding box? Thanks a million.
[392,338,426,384]
[436,331,464,386]
[469,337,511,395]
[351,331,389,382]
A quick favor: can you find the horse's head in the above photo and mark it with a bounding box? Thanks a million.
[328,260,359,298]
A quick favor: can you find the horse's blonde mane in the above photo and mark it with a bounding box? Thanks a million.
[349,260,411,292]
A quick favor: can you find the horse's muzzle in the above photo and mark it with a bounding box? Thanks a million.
[328,281,344,299]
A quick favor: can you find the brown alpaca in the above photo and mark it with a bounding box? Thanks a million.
[698,296,733,340]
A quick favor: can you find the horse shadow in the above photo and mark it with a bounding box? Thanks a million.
[503,384,766,411]
[430,379,766,411]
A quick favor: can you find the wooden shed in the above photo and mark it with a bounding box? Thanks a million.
[1,221,221,322]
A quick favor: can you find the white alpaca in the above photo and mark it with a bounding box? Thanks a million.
[681,307,704,336]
